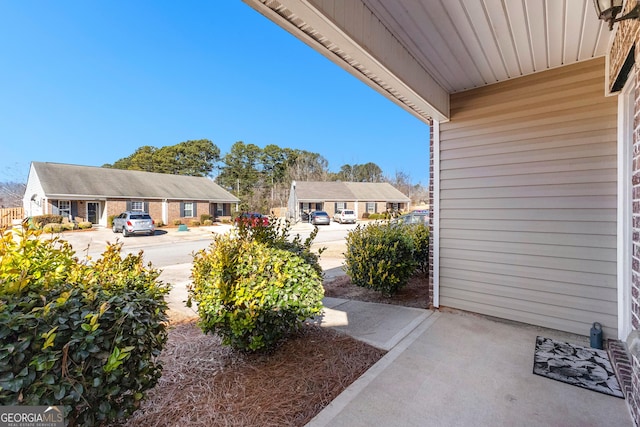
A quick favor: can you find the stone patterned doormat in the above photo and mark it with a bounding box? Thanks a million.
[533,336,623,398]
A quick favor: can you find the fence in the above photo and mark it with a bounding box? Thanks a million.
[0,207,24,228]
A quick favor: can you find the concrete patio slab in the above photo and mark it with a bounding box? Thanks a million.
[309,309,633,427]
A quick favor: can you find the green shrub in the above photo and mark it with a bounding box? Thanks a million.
[189,220,201,227]
[31,214,63,228]
[203,219,213,226]
[405,223,430,275]
[189,218,324,352]
[173,219,182,226]
[200,214,213,224]
[155,220,164,228]
[344,223,417,296]
[368,213,386,220]
[0,227,170,425]
[107,215,117,228]
[235,216,324,276]
[62,222,76,231]
[77,221,92,229]
[42,223,65,233]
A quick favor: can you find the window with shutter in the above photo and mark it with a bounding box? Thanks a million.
[182,202,194,217]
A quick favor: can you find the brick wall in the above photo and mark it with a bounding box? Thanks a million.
[632,52,640,426]
[106,200,128,218]
[355,201,386,217]
[166,200,211,225]
[147,203,163,224]
[613,12,640,424]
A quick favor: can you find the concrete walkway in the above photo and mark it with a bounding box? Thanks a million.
[309,304,633,427]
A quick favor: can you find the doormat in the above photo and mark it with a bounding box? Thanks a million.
[533,336,623,399]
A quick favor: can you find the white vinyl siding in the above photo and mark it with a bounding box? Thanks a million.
[438,58,618,337]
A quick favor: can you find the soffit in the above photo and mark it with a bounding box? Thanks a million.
[244,0,615,123]
[361,0,613,93]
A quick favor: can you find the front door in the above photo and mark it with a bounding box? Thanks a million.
[87,202,100,224]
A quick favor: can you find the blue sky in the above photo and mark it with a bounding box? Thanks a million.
[0,1,430,185]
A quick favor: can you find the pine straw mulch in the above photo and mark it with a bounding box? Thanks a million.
[323,273,430,309]
[115,244,428,426]
[117,320,386,427]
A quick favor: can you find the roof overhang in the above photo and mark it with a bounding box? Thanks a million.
[243,0,448,123]
[243,0,614,125]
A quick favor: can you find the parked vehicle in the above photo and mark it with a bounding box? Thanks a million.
[333,209,357,224]
[234,212,269,227]
[392,210,429,225]
[310,210,331,225]
[112,211,155,236]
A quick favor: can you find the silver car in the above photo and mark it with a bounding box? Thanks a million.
[392,210,430,225]
[310,210,331,225]
[112,211,155,236]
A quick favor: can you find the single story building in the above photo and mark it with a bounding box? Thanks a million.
[287,180,410,221]
[23,162,240,226]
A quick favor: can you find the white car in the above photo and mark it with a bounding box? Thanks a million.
[333,209,356,224]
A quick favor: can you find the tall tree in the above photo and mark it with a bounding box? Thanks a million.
[217,141,262,198]
[354,162,383,182]
[260,144,290,209]
[285,150,329,182]
[334,164,355,181]
[104,139,220,177]
[387,171,428,204]
[0,182,26,208]
[105,146,157,172]
[261,144,288,185]
[331,162,383,182]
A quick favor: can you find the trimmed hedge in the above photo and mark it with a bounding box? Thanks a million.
[405,223,430,275]
[0,227,170,425]
[188,217,324,352]
[31,214,63,228]
[344,223,417,296]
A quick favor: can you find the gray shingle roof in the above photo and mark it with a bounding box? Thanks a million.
[294,181,409,202]
[31,162,240,202]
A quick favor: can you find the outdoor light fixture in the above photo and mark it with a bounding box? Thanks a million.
[594,0,640,30]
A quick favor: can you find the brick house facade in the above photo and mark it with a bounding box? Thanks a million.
[287,181,411,222]
[24,162,239,227]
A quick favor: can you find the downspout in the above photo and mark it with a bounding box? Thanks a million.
[162,199,168,225]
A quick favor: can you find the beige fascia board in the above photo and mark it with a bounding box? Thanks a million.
[243,0,449,123]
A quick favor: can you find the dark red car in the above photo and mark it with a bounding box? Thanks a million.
[234,212,269,227]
